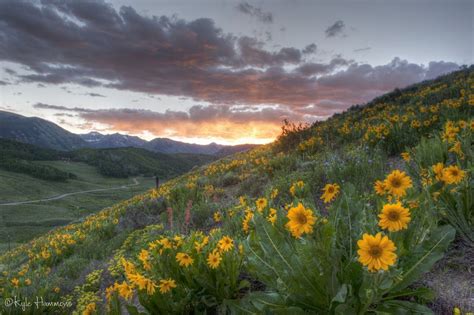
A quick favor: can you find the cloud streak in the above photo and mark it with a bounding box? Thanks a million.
[354,47,371,52]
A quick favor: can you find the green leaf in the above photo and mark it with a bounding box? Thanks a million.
[225,292,307,314]
[334,303,357,315]
[331,284,349,304]
[379,276,393,290]
[375,300,434,314]
[391,225,455,292]
[383,286,434,302]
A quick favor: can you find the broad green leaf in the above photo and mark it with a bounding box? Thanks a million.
[391,225,455,292]
[331,284,349,304]
[375,300,434,314]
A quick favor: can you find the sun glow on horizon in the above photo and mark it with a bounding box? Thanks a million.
[52,117,281,145]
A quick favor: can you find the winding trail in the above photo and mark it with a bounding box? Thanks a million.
[0,178,140,206]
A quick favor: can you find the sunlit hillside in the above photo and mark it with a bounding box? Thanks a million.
[0,67,472,314]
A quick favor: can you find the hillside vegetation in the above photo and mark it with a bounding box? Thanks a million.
[0,139,215,180]
[0,139,77,181]
[0,162,155,253]
[71,148,215,179]
[0,67,472,314]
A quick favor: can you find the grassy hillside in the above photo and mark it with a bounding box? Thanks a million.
[0,67,472,314]
[0,138,76,181]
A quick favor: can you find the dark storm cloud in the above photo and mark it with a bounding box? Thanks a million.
[0,0,460,118]
[325,20,345,38]
[236,2,273,24]
[316,58,459,104]
[34,53,458,139]
[0,0,320,106]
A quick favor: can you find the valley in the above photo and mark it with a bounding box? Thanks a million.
[0,161,155,253]
[0,126,224,254]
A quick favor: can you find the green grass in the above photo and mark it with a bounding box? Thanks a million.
[0,161,144,202]
[0,161,155,252]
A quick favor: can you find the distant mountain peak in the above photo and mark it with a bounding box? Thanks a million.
[0,110,259,156]
[0,110,87,151]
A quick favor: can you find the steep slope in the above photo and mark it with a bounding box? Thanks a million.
[0,67,472,314]
[0,110,87,150]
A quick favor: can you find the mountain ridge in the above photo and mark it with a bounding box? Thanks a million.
[0,110,258,155]
[0,110,87,151]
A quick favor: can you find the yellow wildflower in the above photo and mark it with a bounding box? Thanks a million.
[320,183,340,203]
[357,233,397,272]
[285,203,316,238]
[176,252,194,267]
[158,278,176,294]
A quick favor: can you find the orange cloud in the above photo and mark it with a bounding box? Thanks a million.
[100,119,281,144]
[34,103,299,144]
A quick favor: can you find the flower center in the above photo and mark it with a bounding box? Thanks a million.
[369,246,382,258]
[296,212,308,224]
[390,178,401,188]
[387,210,400,221]
[450,170,459,177]
[328,187,334,193]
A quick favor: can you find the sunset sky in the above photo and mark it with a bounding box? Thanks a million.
[0,0,472,144]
